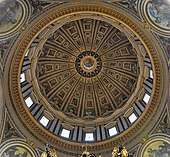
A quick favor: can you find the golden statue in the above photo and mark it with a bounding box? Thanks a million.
[41,152,47,157]
[40,147,58,157]
[121,146,128,157]
[112,147,118,157]
[81,150,90,157]
[49,148,58,157]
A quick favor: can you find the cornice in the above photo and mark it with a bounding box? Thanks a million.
[4,2,168,153]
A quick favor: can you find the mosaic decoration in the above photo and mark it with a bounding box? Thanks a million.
[117,0,138,14]
[138,0,170,35]
[3,115,21,140]
[138,135,170,157]
[146,0,170,30]
[1,146,32,157]
[159,36,170,59]
[0,0,29,38]
[0,39,10,58]
[143,141,170,157]
[0,139,36,157]
[29,0,65,14]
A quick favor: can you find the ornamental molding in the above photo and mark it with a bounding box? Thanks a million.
[4,2,168,153]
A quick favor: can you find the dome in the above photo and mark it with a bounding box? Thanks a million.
[35,18,139,122]
[5,1,168,155]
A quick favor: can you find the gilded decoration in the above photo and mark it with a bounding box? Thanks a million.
[36,18,139,120]
[7,2,166,152]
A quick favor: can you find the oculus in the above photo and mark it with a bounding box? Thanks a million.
[75,51,102,78]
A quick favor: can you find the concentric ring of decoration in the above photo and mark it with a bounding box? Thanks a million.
[75,51,102,78]
[0,0,30,39]
[35,18,139,122]
[8,2,165,152]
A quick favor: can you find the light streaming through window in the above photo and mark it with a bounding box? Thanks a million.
[143,93,150,104]
[108,127,118,136]
[25,97,33,108]
[61,129,70,138]
[149,70,153,79]
[39,116,49,127]
[20,73,25,83]
[85,133,94,141]
[128,113,137,123]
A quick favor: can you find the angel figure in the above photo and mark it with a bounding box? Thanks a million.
[40,152,47,157]
[112,147,118,157]
[81,150,90,157]
[40,148,58,157]
[121,146,128,157]
[49,148,58,157]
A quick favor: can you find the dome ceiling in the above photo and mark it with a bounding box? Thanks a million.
[6,1,168,154]
[36,18,139,121]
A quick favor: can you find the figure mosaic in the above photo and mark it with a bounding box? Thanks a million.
[1,145,32,157]
[147,0,170,30]
[144,141,170,157]
[0,0,23,34]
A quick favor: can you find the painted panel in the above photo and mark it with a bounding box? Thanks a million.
[146,0,170,30]
[0,0,30,38]
[0,139,37,157]
[1,145,32,157]
[137,134,170,157]
[143,140,170,157]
